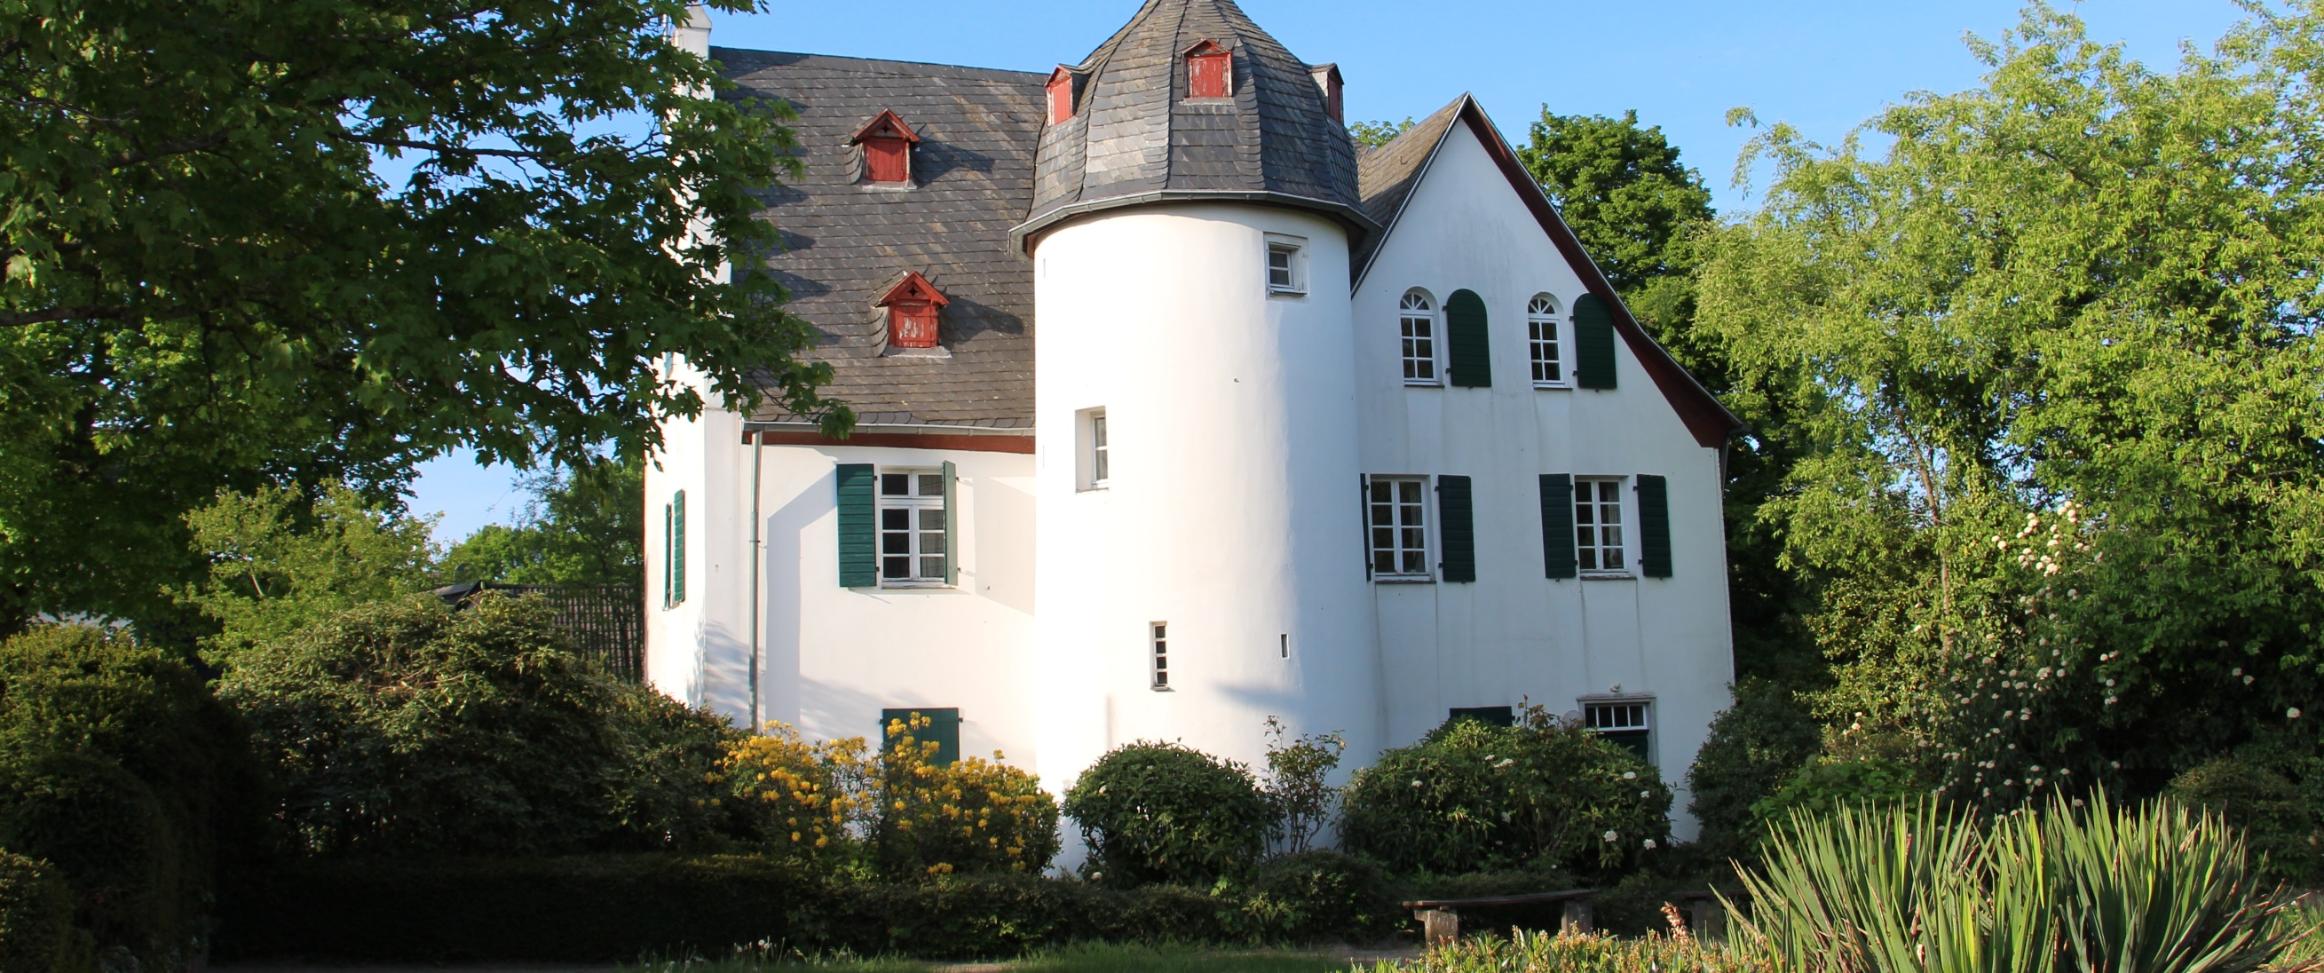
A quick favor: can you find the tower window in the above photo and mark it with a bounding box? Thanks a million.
[876,271,950,351]
[1077,407,1110,491]
[850,109,921,187]
[1265,234,1306,296]
[1150,622,1170,690]
[1185,40,1231,100]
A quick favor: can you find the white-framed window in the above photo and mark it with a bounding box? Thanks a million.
[1150,622,1170,690]
[878,469,949,586]
[1367,476,1431,580]
[1399,289,1440,385]
[1584,697,1655,765]
[1528,294,1568,387]
[1266,234,1307,297]
[1575,477,1630,575]
[1078,408,1110,491]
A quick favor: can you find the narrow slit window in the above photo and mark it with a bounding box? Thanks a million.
[1151,622,1170,690]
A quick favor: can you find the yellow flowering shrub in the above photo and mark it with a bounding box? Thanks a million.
[718,714,1060,880]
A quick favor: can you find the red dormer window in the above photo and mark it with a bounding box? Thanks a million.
[850,109,921,186]
[877,271,951,350]
[1047,66,1077,124]
[1185,40,1231,100]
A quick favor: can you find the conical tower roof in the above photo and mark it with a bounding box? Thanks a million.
[1016,0,1374,247]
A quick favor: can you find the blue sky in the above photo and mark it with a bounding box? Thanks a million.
[407,0,2248,543]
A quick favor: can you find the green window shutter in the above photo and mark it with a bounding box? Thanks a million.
[1574,294,1618,390]
[1437,475,1476,584]
[941,461,960,587]
[1540,474,1578,579]
[1638,474,1673,579]
[1359,475,1373,581]
[880,708,962,767]
[1444,289,1493,388]
[672,491,688,605]
[661,502,674,608]
[836,464,877,588]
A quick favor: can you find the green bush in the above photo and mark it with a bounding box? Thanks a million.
[0,625,254,970]
[1734,795,2303,972]
[604,686,759,852]
[1746,754,1919,837]
[1062,742,1273,887]
[1235,851,1396,943]
[1361,928,1779,972]
[1686,679,1822,859]
[220,594,740,856]
[1340,712,1671,877]
[215,856,1262,963]
[0,850,88,973]
[2167,753,2323,888]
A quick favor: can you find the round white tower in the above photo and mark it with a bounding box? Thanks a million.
[1019,0,1384,792]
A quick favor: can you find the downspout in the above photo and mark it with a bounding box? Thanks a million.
[748,431,765,732]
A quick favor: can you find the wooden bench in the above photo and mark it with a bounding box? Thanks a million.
[1399,889,1599,947]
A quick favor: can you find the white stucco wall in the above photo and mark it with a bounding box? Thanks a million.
[643,382,745,717]
[1031,204,1385,790]
[1352,120,1737,836]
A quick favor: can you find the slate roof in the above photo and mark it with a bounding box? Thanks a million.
[719,49,1044,430]
[1018,0,1374,246]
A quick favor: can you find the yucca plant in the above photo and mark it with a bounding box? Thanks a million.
[1728,793,2309,973]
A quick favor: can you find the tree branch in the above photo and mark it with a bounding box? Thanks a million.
[0,306,137,328]
[345,134,556,162]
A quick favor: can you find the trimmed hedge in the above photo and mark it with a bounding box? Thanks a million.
[215,856,1257,964]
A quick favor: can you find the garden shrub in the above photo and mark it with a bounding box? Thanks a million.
[1735,794,2305,972]
[1360,928,1779,972]
[2167,752,2324,888]
[0,625,253,970]
[1259,717,1347,855]
[0,850,88,973]
[220,594,744,856]
[1686,679,1822,859]
[1746,754,1919,837]
[1340,710,1670,877]
[1235,850,1396,943]
[1063,742,1273,887]
[603,685,760,852]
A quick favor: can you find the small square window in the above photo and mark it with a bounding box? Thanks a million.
[1150,622,1170,690]
[1584,699,1654,766]
[1265,235,1307,297]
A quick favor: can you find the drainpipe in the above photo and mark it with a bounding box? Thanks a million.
[748,430,765,732]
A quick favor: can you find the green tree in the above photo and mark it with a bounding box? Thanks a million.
[175,483,438,662]
[1695,3,2324,797]
[1347,117,1416,149]
[0,0,845,635]
[440,452,645,587]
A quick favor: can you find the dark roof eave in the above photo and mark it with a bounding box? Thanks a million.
[1013,190,1381,253]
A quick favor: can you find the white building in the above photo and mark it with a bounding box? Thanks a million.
[647,0,1743,837]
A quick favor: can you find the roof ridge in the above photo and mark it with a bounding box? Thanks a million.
[710,47,1047,83]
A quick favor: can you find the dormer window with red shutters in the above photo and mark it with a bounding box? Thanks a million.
[850,110,921,187]
[878,271,950,351]
[1185,40,1231,100]
[1047,66,1078,124]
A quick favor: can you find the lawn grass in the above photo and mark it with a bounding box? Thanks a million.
[630,943,1366,972]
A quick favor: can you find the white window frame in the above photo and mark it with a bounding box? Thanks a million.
[1265,234,1308,297]
[1150,622,1170,691]
[1582,696,1656,766]
[876,468,950,588]
[1399,289,1442,386]
[1077,407,1110,492]
[1528,294,1571,388]
[1366,475,1433,582]
[1574,476,1633,577]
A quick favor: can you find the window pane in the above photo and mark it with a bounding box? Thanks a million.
[883,556,910,577]
[1373,551,1396,574]
[1372,527,1394,549]
[1398,481,1422,504]
[881,474,909,496]
[918,508,945,530]
[1402,551,1426,575]
[1370,482,1391,504]
[1578,546,1599,572]
[1574,500,1594,526]
[920,556,944,578]
[882,531,909,555]
[918,474,944,497]
[882,509,909,530]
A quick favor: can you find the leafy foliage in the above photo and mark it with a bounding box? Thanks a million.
[1259,717,1346,855]
[1235,850,1396,944]
[438,451,646,586]
[1062,742,1273,888]
[1686,679,1824,859]
[1747,756,1923,837]
[1339,709,1670,877]
[720,717,1060,880]
[0,850,85,973]
[2167,753,2324,888]
[1347,117,1416,149]
[175,483,439,662]
[1696,4,2324,795]
[218,594,735,856]
[1732,795,2306,973]
[0,0,844,632]
[1366,929,1779,973]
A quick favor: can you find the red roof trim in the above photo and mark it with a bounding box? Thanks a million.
[874,270,950,308]
[1182,38,1229,57]
[1442,97,1742,448]
[848,109,921,145]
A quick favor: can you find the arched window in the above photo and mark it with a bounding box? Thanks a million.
[1528,294,1566,386]
[1399,289,1440,385]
